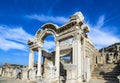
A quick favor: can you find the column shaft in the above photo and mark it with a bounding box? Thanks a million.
[37,47,42,77]
[72,40,77,65]
[29,48,34,69]
[77,35,82,82]
[82,38,86,81]
[55,41,60,80]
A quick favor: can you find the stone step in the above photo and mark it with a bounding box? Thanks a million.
[92,71,120,73]
[92,75,118,78]
[92,74,119,77]
[103,68,120,70]
[91,76,118,81]
[94,68,120,71]
[102,75,118,78]
[91,76,104,79]
[92,74,119,78]
[92,72,120,75]
[102,72,120,75]
[93,68,120,70]
[102,70,120,72]
[92,64,120,82]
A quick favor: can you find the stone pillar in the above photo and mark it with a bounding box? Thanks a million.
[74,34,82,82]
[55,41,60,83]
[72,37,78,82]
[77,35,82,82]
[82,38,87,81]
[37,47,42,77]
[72,40,77,65]
[86,58,91,82]
[29,48,34,69]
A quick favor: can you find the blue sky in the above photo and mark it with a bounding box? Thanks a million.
[0,0,120,66]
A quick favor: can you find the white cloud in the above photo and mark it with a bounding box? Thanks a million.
[88,15,120,49]
[26,14,68,24]
[0,25,33,51]
[96,15,105,28]
[42,40,56,52]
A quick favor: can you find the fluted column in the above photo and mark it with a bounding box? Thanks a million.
[29,48,34,69]
[37,47,42,77]
[55,41,60,82]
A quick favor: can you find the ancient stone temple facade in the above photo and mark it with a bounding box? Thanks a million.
[27,12,99,83]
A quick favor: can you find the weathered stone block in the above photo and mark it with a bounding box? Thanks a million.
[29,68,36,81]
[22,68,28,80]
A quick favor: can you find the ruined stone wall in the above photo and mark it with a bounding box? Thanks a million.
[85,39,99,72]
[0,66,37,81]
[100,43,120,64]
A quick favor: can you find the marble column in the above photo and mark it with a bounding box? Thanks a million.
[77,35,82,82]
[37,47,42,77]
[55,41,60,82]
[82,38,86,81]
[72,40,77,65]
[86,58,90,82]
[29,48,34,69]
[73,34,82,82]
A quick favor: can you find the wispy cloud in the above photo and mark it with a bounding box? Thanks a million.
[0,25,33,51]
[42,40,56,52]
[88,15,120,49]
[26,14,68,24]
[0,25,56,52]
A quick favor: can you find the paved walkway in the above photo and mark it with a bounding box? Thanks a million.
[0,77,35,83]
[0,77,119,83]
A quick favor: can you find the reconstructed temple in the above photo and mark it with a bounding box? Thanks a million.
[27,12,99,83]
[2,12,120,83]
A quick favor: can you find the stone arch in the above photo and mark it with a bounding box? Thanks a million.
[40,29,57,42]
[42,23,58,31]
[34,23,58,43]
[39,24,58,69]
[32,23,60,80]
